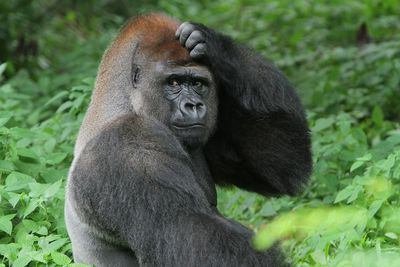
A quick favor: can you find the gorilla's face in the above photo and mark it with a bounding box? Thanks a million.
[136,61,218,149]
[163,62,217,148]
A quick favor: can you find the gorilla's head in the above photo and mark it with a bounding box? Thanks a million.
[77,14,217,154]
[121,15,218,149]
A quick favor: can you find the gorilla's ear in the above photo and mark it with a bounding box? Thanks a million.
[132,64,141,87]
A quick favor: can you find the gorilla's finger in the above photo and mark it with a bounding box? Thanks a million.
[185,30,204,50]
[175,22,189,39]
[179,23,196,46]
[190,43,206,59]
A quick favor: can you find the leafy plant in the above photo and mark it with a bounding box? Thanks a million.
[1,0,400,266]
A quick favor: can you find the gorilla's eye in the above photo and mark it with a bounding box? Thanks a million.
[168,79,180,86]
[192,81,202,87]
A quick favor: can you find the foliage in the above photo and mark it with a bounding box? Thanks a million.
[1,0,399,266]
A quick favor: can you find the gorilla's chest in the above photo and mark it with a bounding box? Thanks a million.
[190,150,217,207]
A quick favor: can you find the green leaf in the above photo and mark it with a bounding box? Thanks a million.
[368,200,384,218]
[376,154,396,173]
[312,118,334,133]
[259,202,276,217]
[41,168,66,183]
[0,243,20,257]
[27,180,61,200]
[0,160,16,172]
[22,220,40,233]
[237,195,256,214]
[46,152,68,165]
[5,172,35,192]
[385,232,398,240]
[17,148,39,161]
[12,254,31,267]
[0,111,12,127]
[44,138,57,153]
[23,199,40,218]
[37,226,48,236]
[44,91,69,107]
[311,250,327,265]
[0,62,7,76]
[372,106,384,128]
[9,128,37,139]
[350,161,364,173]
[350,153,372,172]
[82,77,95,85]
[51,252,72,265]
[44,180,62,199]
[393,163,400,179]
[372,134,400,159]
[29,182,49,197]
[347,185,362,203]
[7,192,21,208]
[41,238,68,254]
[56,101,73,113]
[334,186,353,203]
[0,214,16,235]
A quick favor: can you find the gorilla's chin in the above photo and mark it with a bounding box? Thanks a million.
[172,126,208,149]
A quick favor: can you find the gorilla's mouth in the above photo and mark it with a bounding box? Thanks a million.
[172,123,205,129]
[172,123,208,148]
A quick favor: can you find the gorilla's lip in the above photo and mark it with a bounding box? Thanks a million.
[172,123,205,129]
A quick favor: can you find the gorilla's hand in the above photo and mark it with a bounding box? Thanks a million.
[176,22,207,59]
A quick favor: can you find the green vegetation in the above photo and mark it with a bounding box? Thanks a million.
[1,1,399,266]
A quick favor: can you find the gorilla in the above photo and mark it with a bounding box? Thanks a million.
[65,13,311,267]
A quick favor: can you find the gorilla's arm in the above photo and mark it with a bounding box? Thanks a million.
[69,115,285,267]
[177,23,312,196]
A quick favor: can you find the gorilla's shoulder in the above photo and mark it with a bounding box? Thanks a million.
[82,114,187,161]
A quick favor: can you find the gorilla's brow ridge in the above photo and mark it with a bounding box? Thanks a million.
[166,59,194,66]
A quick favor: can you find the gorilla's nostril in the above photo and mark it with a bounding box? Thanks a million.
[185,102,196,110]
[183,101,204,112]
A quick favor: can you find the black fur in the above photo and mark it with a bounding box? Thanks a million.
[179,23,312,195]
[69,115,286,266]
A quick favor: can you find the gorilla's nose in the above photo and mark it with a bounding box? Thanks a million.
[180,99,206,120]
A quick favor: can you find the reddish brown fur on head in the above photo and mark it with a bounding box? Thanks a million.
[115,13,191,62]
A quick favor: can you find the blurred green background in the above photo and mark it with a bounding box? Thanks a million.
[0,0,399,266]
